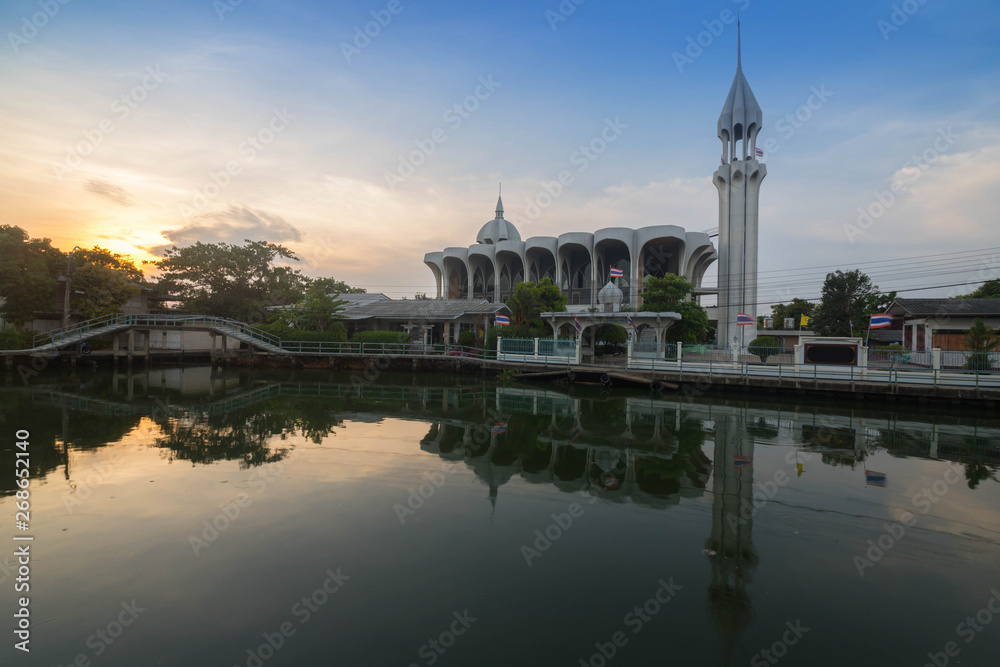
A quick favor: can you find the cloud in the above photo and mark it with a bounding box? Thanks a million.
[153,204,302,255]
[84,179,135,206]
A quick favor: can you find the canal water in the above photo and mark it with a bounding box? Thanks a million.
[1,365,999,666]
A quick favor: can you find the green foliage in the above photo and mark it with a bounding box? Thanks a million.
[310,277,365,294]
[748,336,780,362]
[498,369,518,386]
[0,327,34,350]
[595,324,627,355]
[71,259,141,320]
[485,326,500,354]
[963,318,998,372]
[0,225,62,326]
[771,298,817,327]
[812,270,896,337]
[351,331,409,344]
[152,240,308,322]
[505,277,566,335]
[297,287,345,332]
[960,279,1000,299]
[259,321,347,342]
[458,330,476,348]
[638,275,710,344]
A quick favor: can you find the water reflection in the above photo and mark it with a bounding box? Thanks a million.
[2,366,999,666]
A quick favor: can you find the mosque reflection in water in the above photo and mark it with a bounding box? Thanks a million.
[4,365,999,660]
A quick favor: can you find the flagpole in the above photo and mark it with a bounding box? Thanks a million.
[865,315,873,347]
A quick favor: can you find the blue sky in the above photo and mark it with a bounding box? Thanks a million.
[1,0,998,303]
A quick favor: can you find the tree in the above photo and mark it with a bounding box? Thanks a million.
[811,270,895,337]
[310,277,365,295]
[639,274,710,344]
[152,240,308,322]
[505,278,567,335]
[771,298,817,328]
[963,318,998,372]
[297,286,346,332]
[69,247,144,320]
[748,336,780,362]
[959,279,1000,299]
[595,324,627,355]
[0,225,62,327]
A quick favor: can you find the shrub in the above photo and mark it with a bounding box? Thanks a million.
[351,330,409,344]
[0,327,34,350]
[458,331,476,348]
[748,336,780,362]
[259,322,347,342]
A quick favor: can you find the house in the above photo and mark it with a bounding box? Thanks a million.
[886,298,1000,351]
[337,298,509,345]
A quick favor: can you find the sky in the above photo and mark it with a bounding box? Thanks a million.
[1,0,999,304]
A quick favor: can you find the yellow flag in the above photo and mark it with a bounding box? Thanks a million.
[800,315,812,327]
[797,463,805,477]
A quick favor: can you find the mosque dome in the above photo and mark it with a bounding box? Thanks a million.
[598,281,624,312]
[476,195,521,244]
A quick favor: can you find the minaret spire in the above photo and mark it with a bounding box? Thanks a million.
[495,183,504,219]
[737,20,742,70]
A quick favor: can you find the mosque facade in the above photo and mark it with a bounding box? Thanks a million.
[424,35,764,343]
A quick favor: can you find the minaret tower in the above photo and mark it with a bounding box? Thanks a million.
[715,25,766,348]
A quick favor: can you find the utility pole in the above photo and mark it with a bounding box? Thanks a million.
[62,246,80,328]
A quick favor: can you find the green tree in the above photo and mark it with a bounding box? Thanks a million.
[771,298,817,328]
[748,336,780,362]
[505,277,567,335]
[0,225,62,327]
[69,247,144,319]
[639,275,710,344]
[595,324,627,355]
[812,270,896,337]
[152,240,308,322]
[298,286,346,332]
[959,279,1000,299]
[963,318,998,372]
[310,277,365,294]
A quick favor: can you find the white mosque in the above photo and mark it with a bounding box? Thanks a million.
[424,33,764,345]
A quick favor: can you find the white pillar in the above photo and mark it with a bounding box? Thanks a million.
[932,348,941,370]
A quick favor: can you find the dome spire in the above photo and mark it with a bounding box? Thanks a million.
[717,21,762,162]
[496,183,504,219]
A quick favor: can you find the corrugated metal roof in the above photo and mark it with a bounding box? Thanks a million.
[889,298,1000,316]
[338,299,510,321]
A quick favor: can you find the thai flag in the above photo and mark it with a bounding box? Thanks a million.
[736,313,754,326]
[870,314,893,329]
[627,315,636,329]
[866,470,887,487]
[574,316,583,333]
[609,267,625,279]
[492,422,508,434]
[495,315,510,326]
[755,147,764,158]
[734,455,751,468]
